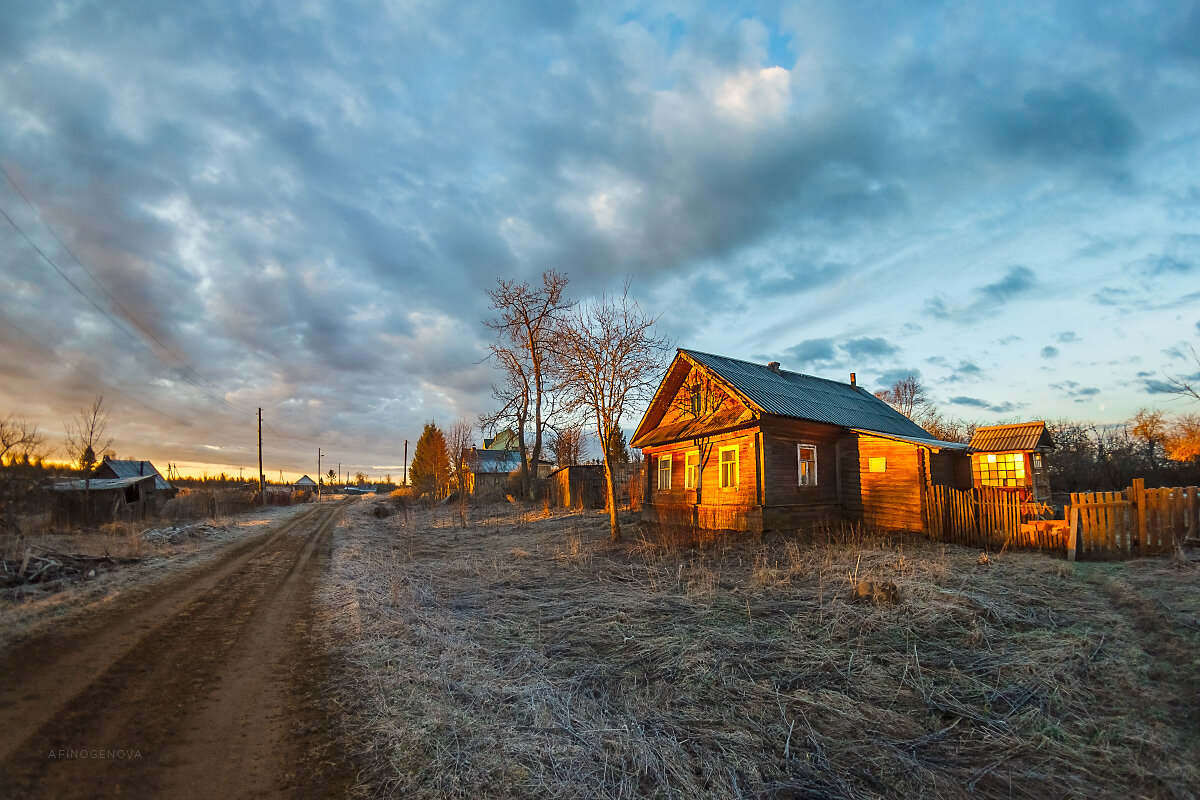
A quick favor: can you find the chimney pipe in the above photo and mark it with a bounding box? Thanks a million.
[767,361,781,373]
[850,372,856,387]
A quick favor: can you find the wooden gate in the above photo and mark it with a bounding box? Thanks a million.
[1068,480,1199,559]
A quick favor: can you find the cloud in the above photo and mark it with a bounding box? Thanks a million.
[981,83,1138,164]
[1056,331,1079,343]
[948,396,1022,413]
[923,267,1037,321]
[1041,346,1059,359]
[1142,379,1177,394]
[783,338,836,366]
[841,336,899,360]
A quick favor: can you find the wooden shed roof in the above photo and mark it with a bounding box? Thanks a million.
[967,421,1054,453]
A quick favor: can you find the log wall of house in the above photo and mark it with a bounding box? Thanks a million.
[643,427,761,530]
[839,434,925,531]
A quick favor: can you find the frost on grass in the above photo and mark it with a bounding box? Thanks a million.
[321,503,1200,800]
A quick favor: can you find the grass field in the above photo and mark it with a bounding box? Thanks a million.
[323,500,1200,799]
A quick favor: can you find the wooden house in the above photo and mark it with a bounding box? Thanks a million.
[630,350,971,532]
[293,475,318,491]
[463,448,521,496]
[967,422,1055,502]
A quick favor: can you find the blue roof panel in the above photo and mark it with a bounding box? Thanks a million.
[683,350,951,443]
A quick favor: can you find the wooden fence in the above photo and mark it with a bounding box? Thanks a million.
[925,479,1200,559]
[1068,480,1199,560]
[924,485,1057,551]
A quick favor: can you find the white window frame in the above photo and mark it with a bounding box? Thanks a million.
[657,454,672,490]
[798,444,818,487]
[684,451,699,489]
[718,445,738,488]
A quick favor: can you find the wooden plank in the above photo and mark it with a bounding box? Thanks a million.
[1067,506,1078,561]
[1131,478,1146,556]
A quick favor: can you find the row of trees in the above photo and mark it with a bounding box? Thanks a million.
[875,366,1200,494]
[483,271,670,541]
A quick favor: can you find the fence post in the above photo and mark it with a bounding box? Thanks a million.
[1067,505,1078,562]
[1131,478,1146,556]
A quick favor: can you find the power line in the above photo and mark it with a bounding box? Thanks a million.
[0,174,262,418]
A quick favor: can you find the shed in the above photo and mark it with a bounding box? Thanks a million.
[49,475,159,527]
[631,349,971,533]
[967,422,1055,502]
[294,475,318,491]
[548,464,605,509]
[94,457,176,497]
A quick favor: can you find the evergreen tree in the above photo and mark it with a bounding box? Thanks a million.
[410,422,451,498]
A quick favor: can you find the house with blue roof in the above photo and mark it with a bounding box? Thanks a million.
[630,350,971,533]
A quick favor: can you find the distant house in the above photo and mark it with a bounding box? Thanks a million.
[463,448,521,496]
[94,457,177,497]
[631,350,971,533]
[967,422,1055,502]
[483,429,521,450]
[293,475,318,491]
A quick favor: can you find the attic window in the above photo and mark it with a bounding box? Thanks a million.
[690,386,702,417]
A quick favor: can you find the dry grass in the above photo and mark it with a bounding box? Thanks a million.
[321,503,1200,799]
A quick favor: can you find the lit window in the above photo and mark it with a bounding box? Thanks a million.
[719,446,738,488]
[657,455,672,490]
[798,444,818,486]
[685,451,699,489]
[973,453,1026,488]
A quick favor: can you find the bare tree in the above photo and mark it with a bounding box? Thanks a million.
[0,415,48,533]
[483,270,571,500]
[554,284,671,541]
[446,418,475,494]
[64,394,114,473]
[1,415,45,464]
[1167,345,1200,402]
[548,424,586,466]
[874,375,930,420]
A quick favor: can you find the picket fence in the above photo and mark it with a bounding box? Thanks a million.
[924,480,1199,560]
[1068,480,1199,560]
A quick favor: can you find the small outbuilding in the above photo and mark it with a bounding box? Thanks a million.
[631,349,971,533]
[294,475,318,491]
[548,464,605,509]
[967,422,1055,502]
[94,457,177,497]
[49,475,159,527]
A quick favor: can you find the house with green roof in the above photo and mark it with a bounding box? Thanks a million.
[630,350,972,533]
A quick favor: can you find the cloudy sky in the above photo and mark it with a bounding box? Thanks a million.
[1,1,1198,481]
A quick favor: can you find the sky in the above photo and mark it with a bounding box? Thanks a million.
[1,1,1198,482]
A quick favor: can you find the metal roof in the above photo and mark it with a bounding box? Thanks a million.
[465,448,522,475]
[52,476,154,492]
[294,475,318,486]
[97,458,173,491]
[968,422,1054,453]
[682,350,954,443]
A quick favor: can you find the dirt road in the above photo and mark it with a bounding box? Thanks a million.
[0,501,352,799]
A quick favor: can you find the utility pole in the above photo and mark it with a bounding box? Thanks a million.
[403,439,408,486]
[317,448,323,501]
[258,408,265,503]
[338,462,341,485]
